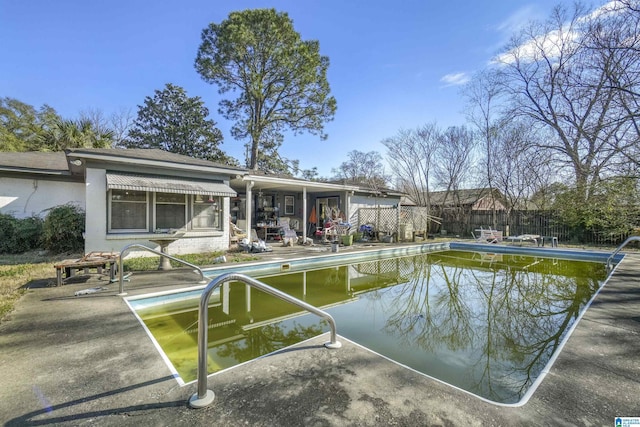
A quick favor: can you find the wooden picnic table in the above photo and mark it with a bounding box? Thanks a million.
[53,251,119,286]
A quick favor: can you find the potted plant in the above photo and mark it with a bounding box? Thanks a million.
[342,233,353,246]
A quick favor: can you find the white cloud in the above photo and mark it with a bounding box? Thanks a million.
[492,0,627,65]
[578,0,625,23]
[440,72,470,87]
[492,27,579,65]
[496,5,537,34]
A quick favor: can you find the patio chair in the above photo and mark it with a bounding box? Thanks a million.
[229,221,247,244]
[316,219,335,242]
[505,234,540,246]
[279,218,298,246]
[472,227,503,244]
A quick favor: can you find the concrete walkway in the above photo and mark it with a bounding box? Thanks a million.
[0,245,638,426]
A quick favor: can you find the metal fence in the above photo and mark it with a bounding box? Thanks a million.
[355,206,638,245]
[438,209,636,245]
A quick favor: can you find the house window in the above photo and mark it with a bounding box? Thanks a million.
[284,196,295,216]
[192,195,221,229]
[109,190,224,232]
[109,190,148,231]
[155,192,186,230]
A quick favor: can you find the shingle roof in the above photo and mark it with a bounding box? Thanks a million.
[426,188,501,206]
[0,151,69,173]
[0,148,249,177]
[326,178,404,196]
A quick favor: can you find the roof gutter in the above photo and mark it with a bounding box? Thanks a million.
[67,152,248,176]
[0,166,71,176]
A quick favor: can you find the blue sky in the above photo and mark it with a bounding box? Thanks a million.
[0,0,595,176]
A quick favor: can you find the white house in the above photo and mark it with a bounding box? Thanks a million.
[0,149,241,255]
[0,149,405,255]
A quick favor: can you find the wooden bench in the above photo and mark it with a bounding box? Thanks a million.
[53,251,119,286]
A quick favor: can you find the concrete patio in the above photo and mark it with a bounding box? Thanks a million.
[0,243,638,426]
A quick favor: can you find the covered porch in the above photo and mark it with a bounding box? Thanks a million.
[229,174,361,243]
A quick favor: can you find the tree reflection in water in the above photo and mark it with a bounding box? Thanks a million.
[349,251,605,403]
[216,322,325,362]
[138,250,606,402]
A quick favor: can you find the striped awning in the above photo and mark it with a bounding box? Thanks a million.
[106,172,236,196]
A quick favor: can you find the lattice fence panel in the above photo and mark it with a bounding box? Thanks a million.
[358,207,398,234]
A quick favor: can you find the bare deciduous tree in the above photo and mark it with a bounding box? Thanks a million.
[382,123,440,207]
[80,107,134,148]
[434,125,477,199]
[488,121,554,212]
[463,69,507,227]
[495,3,637,202]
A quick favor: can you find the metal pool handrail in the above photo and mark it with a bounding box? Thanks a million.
[189,272,342,409]
[117,243,206,295]
[607,236,640,271]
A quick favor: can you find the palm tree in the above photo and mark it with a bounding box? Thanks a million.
[40,118,114,151]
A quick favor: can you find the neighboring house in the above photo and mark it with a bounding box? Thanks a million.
[425,188,507,212]
[0,149,241,256]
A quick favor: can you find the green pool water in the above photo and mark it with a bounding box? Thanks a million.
[131,249,607,404]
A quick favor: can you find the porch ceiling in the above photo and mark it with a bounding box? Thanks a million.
[230,176,359,194]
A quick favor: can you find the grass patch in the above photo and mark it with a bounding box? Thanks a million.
[0,251,81,322]
[121,251,261,271]
[0,249,260,324]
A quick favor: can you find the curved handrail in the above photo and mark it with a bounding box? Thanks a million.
[117,243,206,295]
[188,272,342,409]
[607,236,640,271]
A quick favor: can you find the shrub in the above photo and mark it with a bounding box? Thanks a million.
[0,214,17,254]
[553,177,640,244]
[42,204,85,253]
[12,216,44,253]
[0,214,44,254]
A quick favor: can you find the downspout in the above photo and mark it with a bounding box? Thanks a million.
[23,179,39,214]
[396,199,402,241]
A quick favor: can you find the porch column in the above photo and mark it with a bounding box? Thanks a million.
[302,186,307,239]
[245,181,254,234]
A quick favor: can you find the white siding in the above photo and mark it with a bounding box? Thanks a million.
[84,167,230,257]
[0,177,84,219]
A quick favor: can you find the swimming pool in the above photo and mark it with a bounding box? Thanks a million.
[126,244,614,405]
